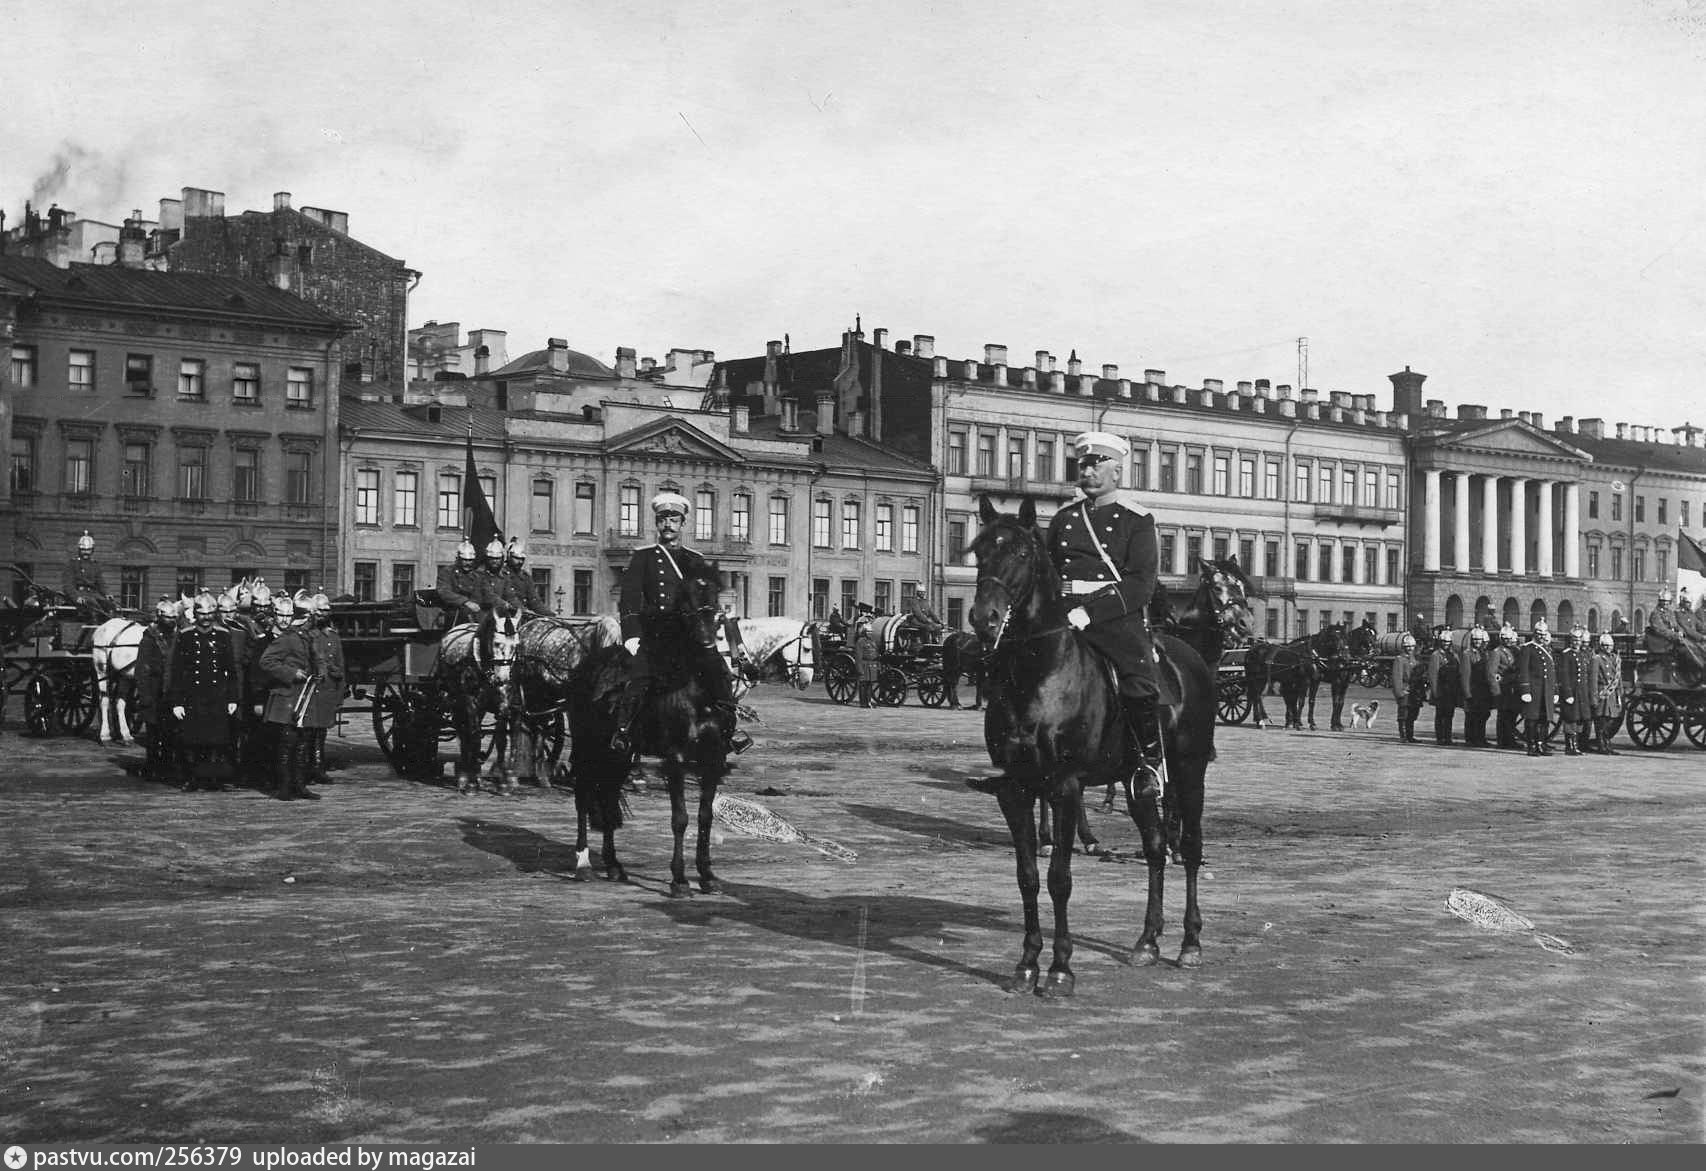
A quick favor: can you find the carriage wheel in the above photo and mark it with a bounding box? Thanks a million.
[824,655,858,705]
[23,673,57,736]
[1354,663,1378,689]
[57,677,99,737]
[372,680,403,766]
[1624,692,1681,750]
[916,668,947,708]
[1217,678,1251,725]
[1682,696,1706,749]
[875,667,909,707]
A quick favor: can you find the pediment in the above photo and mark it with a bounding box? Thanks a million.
[608,419,744,462]
[1423,420,1591,462]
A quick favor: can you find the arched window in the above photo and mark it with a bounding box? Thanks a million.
[1444,594,1464,629]
[1633,607,1646,633]
[1610,608,1625,634]
[1530,598,1548,630]
[1556,600,1574,634]
[1474,595,1494,627]
[1503,597,1521,629]
[1587,607,1599,634]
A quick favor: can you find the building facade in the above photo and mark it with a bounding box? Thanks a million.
[0,256,346,605]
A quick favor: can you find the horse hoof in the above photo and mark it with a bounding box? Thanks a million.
[698,877,722,895]
[1039,843,1054,857]
[570,868,590,883]
[1131,942,1162,967]
[1039,969,1075,998]
[1178,947,1203,969]
[1007,965,1040,995]
[668,881,692,898]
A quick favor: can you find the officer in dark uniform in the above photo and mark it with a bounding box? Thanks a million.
[303,591,346,785]
[163,592,241,791]
[1426,628,1461,746]
[257,591,322,801]
[477,538,509,614]
[1459,626,1495,747]
[501,538,554,619]
[63,530,117,620]
[1044,431,1165,789]
[1557,624,1595,757]
[1391,632,1424,743]
[132,597,180,782]
[610,491,749,757]
[435,539,484,625]
[1517,619,1558,756]
[1488,624,1522,749]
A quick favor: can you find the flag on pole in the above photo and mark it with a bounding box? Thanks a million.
[462,414,499,553]
[1678,529,1706,607]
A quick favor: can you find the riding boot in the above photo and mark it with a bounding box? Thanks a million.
[1598,718,1620,755]
[308,727,334,784]
[291,733,320,800]
[274,729,299,799]
[1564,732,1581,756]
[610,678,646,756]
[1121,696,1165,792]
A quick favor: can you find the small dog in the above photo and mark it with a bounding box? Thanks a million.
[1350,699,1382,730]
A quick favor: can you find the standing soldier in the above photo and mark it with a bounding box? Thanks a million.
[1391,631,1424,743]
[132,597,180,782]
[1426,628,1461,746]
[1517,620,1558,757]
[247,592,296,791]
[854,615,879,708]
[1459,626,1495,747]
[610,491,750,757]
[214,588,252,777]
[62,530,117,620]
[1489,624,1523,749]
[1557,624,1596,757]
[304,591,346,786]
[258,591,322,801]
[436,540,484,625]
[501,539,554,619]
[1591,632,1624,755]
[163,592,241,792]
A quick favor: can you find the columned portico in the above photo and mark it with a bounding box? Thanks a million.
[1480,473,1499,572]
[1509,476,1527,577]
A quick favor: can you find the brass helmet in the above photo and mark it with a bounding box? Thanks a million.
[484,537,506,562]
[1399,632,1417,651]
[1499,624,1519,645]
[252,582,273,608]
[312,591,333,615]
[216,587,239,615]
[1570,624,1589,646]
[506,537,526,564]
[1470,626,1489,645]
[455,539,477,565]
[272,593,296,620]
[192,591,217,617]
[1531,618,1552,645]
[1598,632,1614,650]
[154,596,179,621]
[77,530,95,555]
[292,589,316,617]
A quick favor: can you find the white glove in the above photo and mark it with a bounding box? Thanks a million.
[1066,607,1090,630]
[624,638,641,655]
[171,706,186,720]
[1562,697,1574,705]
[226,703,238,715]
[1520,693,1532,703]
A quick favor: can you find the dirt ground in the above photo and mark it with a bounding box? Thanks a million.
[2,682,1703,1144]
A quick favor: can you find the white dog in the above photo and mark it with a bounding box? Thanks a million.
[1350,699,1382,730]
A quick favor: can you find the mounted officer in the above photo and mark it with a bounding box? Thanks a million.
[1045,431,1166,791]
[163,591,241,792]
[610,491,751,758]
[1517,619,1558,757]
[500,538,554,619]
[62,530,117,621]
[1488,623,1523,749]
[1459,625,1495,747]
[436,539,485,625]
[132,597,180,782]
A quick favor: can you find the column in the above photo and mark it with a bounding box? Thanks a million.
[1509,476,1528,577]
[1563,482,1581,578]
[1481,474,1499,574]
[1453,471,1471,571]
[1536,479,1553,578]
[1422,468,1442,572]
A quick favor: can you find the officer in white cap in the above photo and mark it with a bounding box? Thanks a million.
[610,490,750,757]
[1046,431,1166,792]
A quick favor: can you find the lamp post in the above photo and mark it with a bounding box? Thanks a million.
[554,586,565,616]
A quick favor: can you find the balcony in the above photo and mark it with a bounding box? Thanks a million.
[1312,503,1402,527]
[967,474,1076,502]
[1243,575,1299,600]
[601,527,755,563]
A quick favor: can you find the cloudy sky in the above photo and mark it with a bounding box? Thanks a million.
[7,0,1704,430]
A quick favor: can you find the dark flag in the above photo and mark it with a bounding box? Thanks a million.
[1680,529,1706,575]
[463,418,499,552]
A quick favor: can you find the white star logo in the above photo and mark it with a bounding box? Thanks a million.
[5,1147,28,1170]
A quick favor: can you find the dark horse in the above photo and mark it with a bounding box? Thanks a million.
[969,497,1217,993]
[1247,625,1354,730]
[434,605,524,794]
[940,631,986,709]
[563,563,732,897]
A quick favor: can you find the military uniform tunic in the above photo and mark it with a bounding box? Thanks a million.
[306,625,346,728]
[162,625,240,746]
[1592,649,1624,718]
[258,627,316,726]
[435,564,486,620]
[1516,641,1557,723]
[620,544,716,642]
[132,625,176,727]
[1044,492,1161,700]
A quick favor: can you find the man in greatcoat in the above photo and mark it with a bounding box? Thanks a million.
[1591,632,1624,755]
[1045,431,1167,793]
[163,592,241,791]
[214,588,253,777]
[132,597,180,782]
[501,539,554,619]
[303,591,346,786]
[610,491,748,758]
[258,591,322,801]
[436,540,484,626]
[1458,626,1495,747]
[1516,620,1559,757]
[1556,625,1597,757]
[62,530,118,621]
[1390,632,1424,743]
[853,616,879,708]
[1425,628,1461,746]
[244,592,295,790]
[1488,624,1523,750]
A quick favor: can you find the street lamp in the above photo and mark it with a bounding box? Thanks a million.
[554,585,565,615]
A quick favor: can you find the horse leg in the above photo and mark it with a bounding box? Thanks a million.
[1330,677,1347,731]
[665,759,692,898]
[1040,787,1079,997]
[695,763,723,894]
[1173,762,1206,967]
[1126,757,1170,965]
[569,783,591,881]
[455,713,479,794]
[1306,679,1319,730]
[994,784,1043,994]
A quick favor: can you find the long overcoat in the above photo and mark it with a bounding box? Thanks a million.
[258,626,315,727]
[162,624,241,746]
[1557,644,1597,724]
[132,625,176,726]
[1516,641,1557,723]
[307,625,346,726]
[1591,650,1624,718]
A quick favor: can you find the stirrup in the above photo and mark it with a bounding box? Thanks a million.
[727,729,753,754]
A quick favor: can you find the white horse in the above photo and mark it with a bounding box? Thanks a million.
[733,617,818,694]
[90,616,145,743]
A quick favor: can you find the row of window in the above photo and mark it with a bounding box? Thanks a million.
[808,579,926,622]
[945,426,1404,508]
[9,346,316,406]
[1585,489,1694,528]
[1584,545,1677,583]
[10,435,316,504]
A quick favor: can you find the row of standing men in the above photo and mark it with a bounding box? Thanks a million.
[131,582,347,800]
[1391,620,1622,757]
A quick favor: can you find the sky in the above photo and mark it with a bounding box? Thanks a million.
[6,0,1705,431]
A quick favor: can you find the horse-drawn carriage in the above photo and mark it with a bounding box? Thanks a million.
[821,614,947,707]
[1213,645,1254,725]
[0,598,106,737]
[1609,631,1706,751]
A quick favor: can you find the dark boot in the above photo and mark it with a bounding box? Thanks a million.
[1121,696,1165,790]
[1598,719,1620,755]
[610,678,646,756]
[290,734,320,800]
[274,729,299,799]
[307,728,334,784]
[859,682,872,708]
[1564,732,1581,756]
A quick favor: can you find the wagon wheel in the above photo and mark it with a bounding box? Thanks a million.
[55,667,100,737]
[371,679,405,767]
[22,672,56,736]
[874,666,909,707]
[1354,662,1379,689]
[1623,692,1680,750]
[1682,694,1706,749]
[824,654,858,705]
[1217,677,1251,725]
[916,667,947,707]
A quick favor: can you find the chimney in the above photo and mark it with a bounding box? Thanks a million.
[1197,387,1214,407]
[913,335,935,359]
[1037,350,1054,373]
[1428,400,1447,418]
[1255,378,1271,396]
[993,363,1008,387]
[1555,415,1574,435]
[1226,393,1241,411]
[1517,411,1531,425]
[640,357,656,373]
[181,187,226,219]
[1457,404,1486,421]
[1066,351,1082,377]
[615,347,637,378]
[1240,380,1257,396]
[984,344,1008,366]
[264,240,296,291]
[1531,412,1544,431]
[780,397,800,433]
[473,346,490,376]
[273,192,292,211]
[1673,422,1702,447]
[547,338,570,374]
[1376,410,1390,427]
[1171,385,1188,404]
[732,404,750,434]
[1616,422,1628,440]
[1278,398,1297,418]
[1117,379,1132,399]
[815,390,835,434]
[895,340,912,357]
[1501,408,1514,420]
[1104,364,1120,381]
[1204,378,1224,395]
[302,206,349,234]
[873,328,888,350]
[933,356,948,378]
[1144,368,1166,387]
[117,212,147,267]
[158,197,183,232]
[1049,370,1066,394]
[1579,417,1604,439]
[1388,366,1427,417]
[1294,386,1311,402]
[1021,367,1038,388]
[1329,390,1351,409]
[848,408,865,438]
